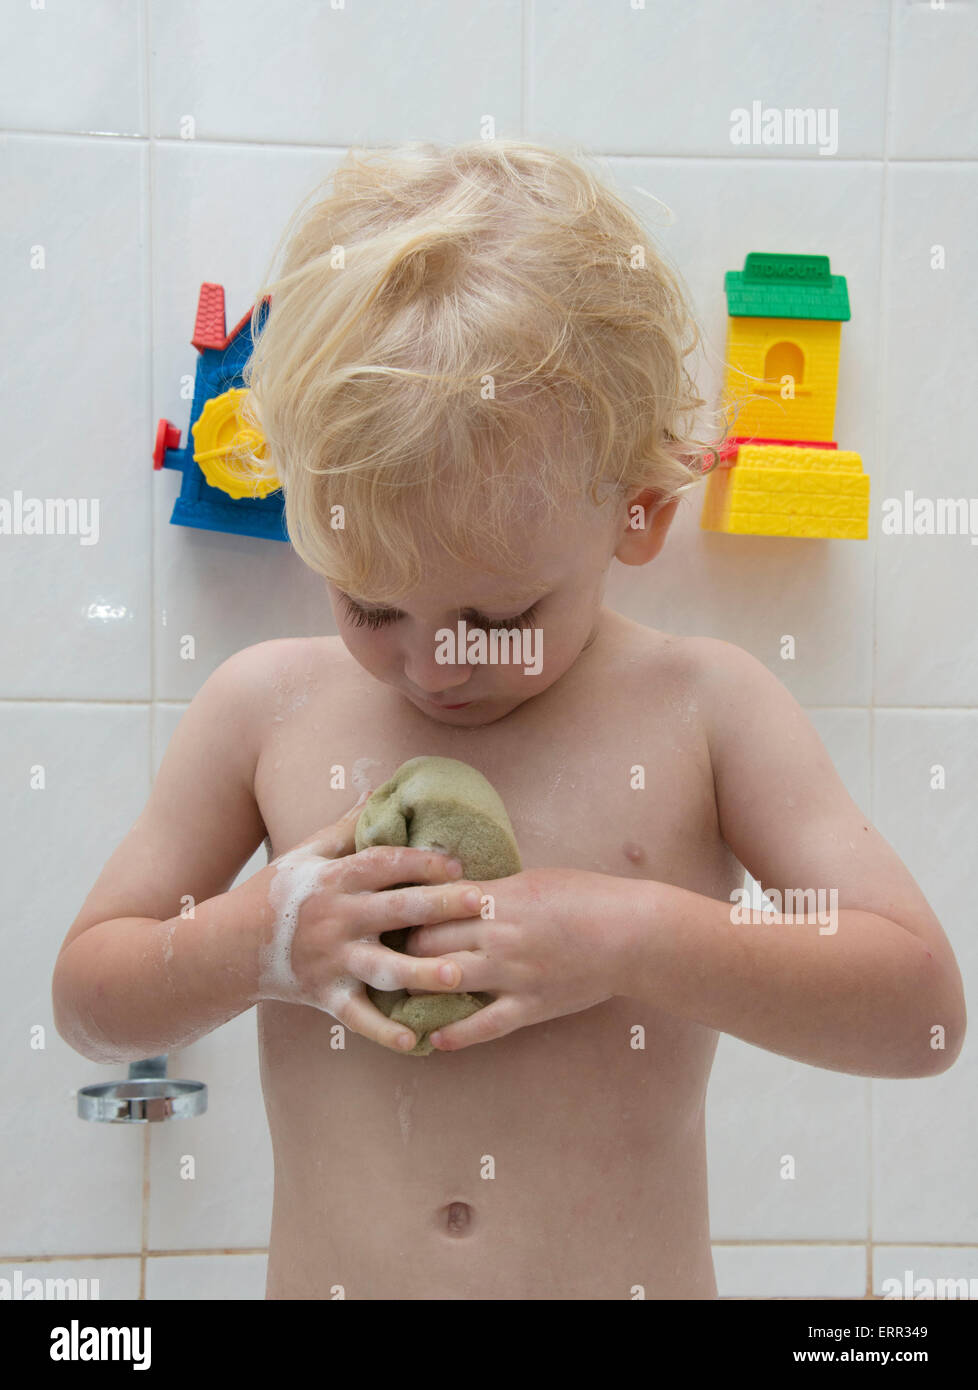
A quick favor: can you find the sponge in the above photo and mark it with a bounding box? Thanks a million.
[354,755,521,1054]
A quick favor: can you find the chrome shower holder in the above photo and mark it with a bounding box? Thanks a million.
[77,1054,207,1123]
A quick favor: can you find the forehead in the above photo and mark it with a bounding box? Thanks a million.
[351,492,614,609]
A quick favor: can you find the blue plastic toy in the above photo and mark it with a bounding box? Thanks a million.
[153,283,287,541]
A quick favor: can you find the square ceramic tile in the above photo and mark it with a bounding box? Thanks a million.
[714,1243,867,1299]
[531,0,889,158]
[707,1034,870,1241]
[1,135,151,699]
[147,1013,274,1252]
[873,1246,978,1300]
[146,1252,266,1299]
[600,155,882,705]
[890,0,978,158]
[149,0,523,145]
[0,0,144,136]
[0,703,150,1256]
[875,164,978,706]
[809,709,872,811]
[871,711,978,1243]
[0,1257,140,1301]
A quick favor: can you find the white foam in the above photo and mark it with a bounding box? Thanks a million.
[352,756,382,794]
[258,845,334,999]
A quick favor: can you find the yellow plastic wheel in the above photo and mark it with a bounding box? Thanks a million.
[191,388,279,499]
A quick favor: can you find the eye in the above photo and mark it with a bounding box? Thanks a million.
[340,596,540,631]
[341,596,399,630]
[470,604,539,631]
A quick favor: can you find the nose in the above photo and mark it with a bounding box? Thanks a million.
[402,636,473,696]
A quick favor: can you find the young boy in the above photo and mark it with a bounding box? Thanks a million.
[52,140,966,1301]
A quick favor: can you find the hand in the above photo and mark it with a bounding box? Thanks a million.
[400,866,628,1051]
[243,794,486,1052]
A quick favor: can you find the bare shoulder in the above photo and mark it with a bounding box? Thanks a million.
[678,634,777,690]
[217,633,345,683]
[605,615,738,694]
[212,635,347,707]
[675,636,803,745]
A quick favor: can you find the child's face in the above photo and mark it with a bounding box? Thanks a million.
[327,496,625,726]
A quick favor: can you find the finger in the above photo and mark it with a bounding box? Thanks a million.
[403,948,488,996]
[428,997,518,1052]
[355,880,484,934]
[402,924,480,957]
[325,985,421,1055]
[346,940,468,993]
[340,844,468,893]
[296,787,373,860]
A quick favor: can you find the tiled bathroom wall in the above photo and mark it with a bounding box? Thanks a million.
[1,0,975,1300]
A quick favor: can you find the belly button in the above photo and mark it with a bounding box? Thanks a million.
[622,841,645,865]
[440,1201,474,1236]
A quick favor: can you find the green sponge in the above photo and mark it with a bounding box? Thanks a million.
[354,755,521,1054]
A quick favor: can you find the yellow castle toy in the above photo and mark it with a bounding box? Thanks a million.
[700,251,870,539]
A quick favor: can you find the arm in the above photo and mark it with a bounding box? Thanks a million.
[51,645,272,1063]
[615,640,966,1078]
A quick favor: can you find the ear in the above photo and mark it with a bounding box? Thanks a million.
[614,490,680,567]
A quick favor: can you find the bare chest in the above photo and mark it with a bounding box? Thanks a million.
[254,641,736,901]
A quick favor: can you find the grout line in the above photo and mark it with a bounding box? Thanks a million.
[141,0,154,1304]
[2,129,977,166]
[865,0,897,1303]
[3,1240,976,1264]
[521,0,531,138]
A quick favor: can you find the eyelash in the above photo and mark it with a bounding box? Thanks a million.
[341,597,540,631]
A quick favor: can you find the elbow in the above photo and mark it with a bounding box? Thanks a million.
[906,955,967,1078]
[51,944,114,1065]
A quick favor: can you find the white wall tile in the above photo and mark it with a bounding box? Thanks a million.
[148,1013,274,1252]
[146,1251,266,1299]
[149,0,523,145]
[874,1246,978,1300]
[890,0,978,158]
[875,164,978,706]
[0,703,150,1255]
[871,711,977,1243]
[707,1035,870,1241]
[714,1243,867,1299]
[2,135,151,699]
[531,0,889,158]
[0,0,145,136]
[0,1257,140,1300]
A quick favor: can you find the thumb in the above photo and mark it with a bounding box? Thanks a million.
[297,786,372,860]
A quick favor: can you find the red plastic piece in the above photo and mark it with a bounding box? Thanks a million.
[153,419,181,469]
[191,283,228,351]
[190,283,269,354]
[714,435,839,469]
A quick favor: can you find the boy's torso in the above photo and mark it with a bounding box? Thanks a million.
[252,609,742,1299]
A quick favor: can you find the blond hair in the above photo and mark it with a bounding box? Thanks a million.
[239,139,725,598]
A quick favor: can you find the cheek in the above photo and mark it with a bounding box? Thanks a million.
[340,627,395,676]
